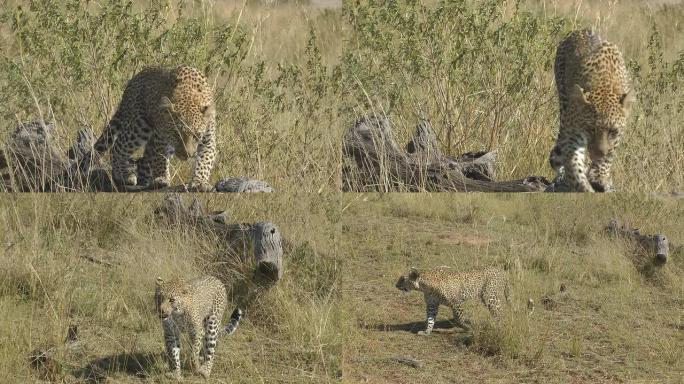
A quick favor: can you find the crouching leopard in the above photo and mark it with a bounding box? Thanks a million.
[550,29,634,192]
[395,267,509,335]
[95,65,217,191]
[155,276,242,380]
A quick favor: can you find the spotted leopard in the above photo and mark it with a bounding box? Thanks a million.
[155,276,242,380]
[95,65,216,191]
[550,29,634,192]
[396,266,509,335]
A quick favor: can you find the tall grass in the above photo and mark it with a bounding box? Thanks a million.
[339,0,684,191]
[0,194,343,382]
[1,0,682,192]
[0,0,346,192]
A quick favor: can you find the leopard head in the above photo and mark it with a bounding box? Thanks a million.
[155,277,189,321]
[569,83,634,160]
[159,66,214,160]
[396,268,421,292]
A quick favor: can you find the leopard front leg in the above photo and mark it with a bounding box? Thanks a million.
[549,144,566,184]
[111,120,151,188]
[136,146,152,188]
[588,146,618,193]
[418,294,440,336]
[144,134,171,189]
[560,134,594,192]
[111,131,140,187]
[189,124,216,192]
[162,320,182,380]
[198,314,220,378]
[137,134,161,188]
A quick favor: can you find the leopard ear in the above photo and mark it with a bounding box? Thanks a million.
[569,84,591,106]
[408,268,420,281]
[155,277,164,287]
[160,96,175,113]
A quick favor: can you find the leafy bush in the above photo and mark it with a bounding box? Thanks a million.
[340,0,570,178]
[0,0,248,124]
[338,0,684,190]
[0,0,343,190]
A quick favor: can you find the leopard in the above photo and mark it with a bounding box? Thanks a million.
[94,65,217,191]
[549,28,634,192]
[155,275,242,380]
[395,266,509,336]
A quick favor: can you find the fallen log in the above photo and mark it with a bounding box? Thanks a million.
[406,121,496,182]
[0,121,112,192]
[155,195,284,281]
[215,177,274,193]
[252,222,284,281]
[1,120,272,193]
[0,123,143,192]
[342,116,551,192]
[0,121,65,191]
[606,219,669,265]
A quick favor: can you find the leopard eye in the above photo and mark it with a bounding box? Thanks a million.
[201,105,209,113]
[608,129,619,138]
[169,298,175,303]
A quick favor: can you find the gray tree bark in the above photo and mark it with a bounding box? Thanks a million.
[342,116,551,192]
[606,219,669,265]
[155,195,285,281]
[1,121,272,193]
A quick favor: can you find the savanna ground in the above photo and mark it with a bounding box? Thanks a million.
[0,193,343,383]
[1,1,683,382]
[0,0,683,192]
[340,194,684,383]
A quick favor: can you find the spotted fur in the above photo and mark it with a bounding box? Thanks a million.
[396,267,509,335]
[95,65,216,191]
[550,29,634,192]
[155,276,242,380]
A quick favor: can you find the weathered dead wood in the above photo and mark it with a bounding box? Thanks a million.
[155,194,230,229]
[252,222,283,281]
[215,177,274,193]
[606,219,669,265]
[406,121,497,182]
[0,121,113,192]
[1,121,272,193]
[155,195,284,281]
[1,121,68,191]
[406,120,442,164]
[342,116,551,192]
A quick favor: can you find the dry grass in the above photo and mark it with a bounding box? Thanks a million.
[340,194,684,383]
[341,0,684,192]
[0,0,682,192]
[1,1,684,383]
[0,1,348,192]
[0,194,343,383]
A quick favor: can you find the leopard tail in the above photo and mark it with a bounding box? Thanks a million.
[221,307,243,337]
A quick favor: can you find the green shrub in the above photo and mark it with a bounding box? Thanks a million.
[340,0,570,179]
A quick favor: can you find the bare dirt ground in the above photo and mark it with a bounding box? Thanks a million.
[341,195,684,384]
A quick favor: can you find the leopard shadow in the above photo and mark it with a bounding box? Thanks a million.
[359,319,463,334]
[74,351,163,383]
